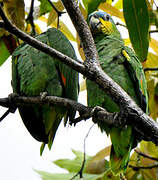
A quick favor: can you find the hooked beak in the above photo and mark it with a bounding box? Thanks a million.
[89,16,102,33]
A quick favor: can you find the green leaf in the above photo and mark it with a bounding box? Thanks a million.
[3,0,25,30]
[0,38,10,66]
[54,149,92,173]
[50,20,76,41]
[37,171,102,180]
[83,0,106,15]
[102,169,120,180]
[123,0,149,61]
[47,1,64,26]
[38,0,52,15]
[99,2,123,19]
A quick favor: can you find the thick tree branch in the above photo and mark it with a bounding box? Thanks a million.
[0,94,116,126]
[0,3,158,144]
[61,0,99,65]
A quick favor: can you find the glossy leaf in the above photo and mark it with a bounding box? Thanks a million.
[76,33,85,61]
[102,169,120,180]
[38,0,52,15]
[83,0,106,15]
[123,0,149,61]
[114,0,123,9]
[54,149,91,173]
[37,171,102,180]
[144,53,158,119]
[79,2,87,19]
[86,146,110,174]
[0,38,10,66]
[80,79,86,92]
[150,38,158,55]
[99,2,123,19]
[3,0,25,30]
[50,20,76,42]
[47,1,64,26]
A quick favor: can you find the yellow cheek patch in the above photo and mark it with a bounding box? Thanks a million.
[122,50,130,61]
[99,18,114,35]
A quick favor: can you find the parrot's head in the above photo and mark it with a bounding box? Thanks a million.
[88,11,120,37]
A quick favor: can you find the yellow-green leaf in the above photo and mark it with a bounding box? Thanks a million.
[83,0,106,15]
[3,0,25,30]
[123,0,149,61]
[86,146,111,174]
[76,33,85,61]
[79,2,87,19]
[150,38,158,55]
[80,79,86,92]
[0,38,10,66]
[99,2,124,19]
[144,53,158,119]
[47,1,64,26]
[114,0,123,10]
[50,20,76,42]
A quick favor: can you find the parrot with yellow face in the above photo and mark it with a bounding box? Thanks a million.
[87,11,148,175]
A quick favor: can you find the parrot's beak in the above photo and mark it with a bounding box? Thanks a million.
[89,16,102,33]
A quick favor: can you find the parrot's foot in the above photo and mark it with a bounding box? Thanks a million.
[91,106,128,128]
[91,106,115,125]
[40,92,48,99]
[113,111,127,127]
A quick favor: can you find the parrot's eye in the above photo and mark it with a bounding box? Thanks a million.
[106,15,110,21]
[93,14,98,18]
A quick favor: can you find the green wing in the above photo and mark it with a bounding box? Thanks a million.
[12,28,79,152]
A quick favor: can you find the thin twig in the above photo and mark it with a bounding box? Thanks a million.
[149,30,158,34]
[144,67,158,72]
[135,149,158,161]
[71,124,95,179]
[116,22,158,35]
[129,164,158,170]
[26,0,35,35]
[116,22,127,28]
[0,109,10,122]
[120,173,127,180]
[153,0,158,10]
[47,0,65,28]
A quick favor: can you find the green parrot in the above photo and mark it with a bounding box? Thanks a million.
[12,28,79,154]
[87,11,148,174]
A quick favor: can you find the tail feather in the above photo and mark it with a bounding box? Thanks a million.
[110,144,131,175]
[109,126,133,175]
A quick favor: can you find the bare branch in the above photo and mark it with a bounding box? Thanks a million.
[129,164,158,170]
[0,94,116,125]
[71,124,94,179]
[144,67,158,72]
[61,0,99,65]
